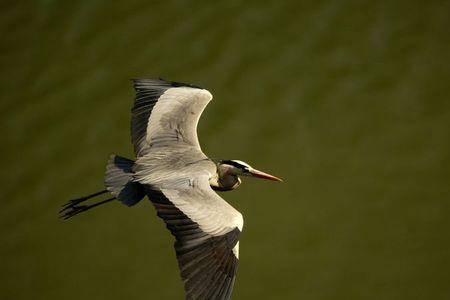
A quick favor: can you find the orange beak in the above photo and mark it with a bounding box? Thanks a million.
[248,168,283,182]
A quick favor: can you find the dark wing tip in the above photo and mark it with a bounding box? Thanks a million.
[131,78,203,90]
[147,189,240,299]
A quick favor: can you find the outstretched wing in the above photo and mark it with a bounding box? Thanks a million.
[131,79,212,157]
[146,175,243,300]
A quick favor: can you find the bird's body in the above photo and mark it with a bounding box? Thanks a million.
[60,79,281,299]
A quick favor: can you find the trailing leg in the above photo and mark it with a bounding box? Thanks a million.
[59,196,116,219]
[60,190,107,209]
[59,154,145,220]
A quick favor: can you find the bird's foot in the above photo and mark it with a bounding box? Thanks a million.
[61,197,86,209]
[59,204,91,220]
[59,190,109,219]
[59,196,116,220]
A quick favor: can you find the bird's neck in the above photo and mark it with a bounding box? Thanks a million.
[210,164,242,191]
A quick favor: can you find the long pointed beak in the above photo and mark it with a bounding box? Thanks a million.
[248,168,283,182]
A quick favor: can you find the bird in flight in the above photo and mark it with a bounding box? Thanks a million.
[60,79,282,299]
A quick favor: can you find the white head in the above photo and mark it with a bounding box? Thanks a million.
[219,160,283,182]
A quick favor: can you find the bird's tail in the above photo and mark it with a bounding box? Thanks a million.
[59,155,146,219]
[104,155,145,206]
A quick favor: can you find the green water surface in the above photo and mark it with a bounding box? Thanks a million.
[1,1,449,299]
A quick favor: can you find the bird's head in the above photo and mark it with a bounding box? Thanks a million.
[218,160,283,182]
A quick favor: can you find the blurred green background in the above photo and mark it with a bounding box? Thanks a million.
[1,1,449,299]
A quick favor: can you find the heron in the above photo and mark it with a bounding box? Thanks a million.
[60,79,282,300]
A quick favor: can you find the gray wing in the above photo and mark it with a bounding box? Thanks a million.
[146,175,243,300]
[131,79,213,157]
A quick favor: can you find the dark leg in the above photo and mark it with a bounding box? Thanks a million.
[60,197,116,220]
[60,190,108,210]
[60,190,109,218]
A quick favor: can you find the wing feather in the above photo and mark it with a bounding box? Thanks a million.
[131,79,212,156]
[145,187,241,300]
